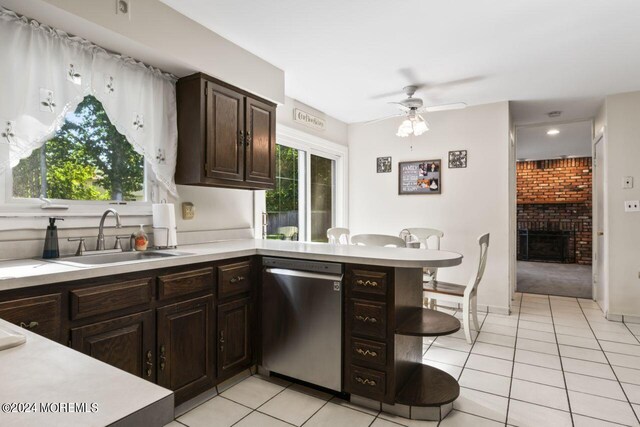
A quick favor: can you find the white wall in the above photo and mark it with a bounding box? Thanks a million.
[601,91,640,319]
[276,97,348,146]
[0,0,285,104]
[348,102,511,312]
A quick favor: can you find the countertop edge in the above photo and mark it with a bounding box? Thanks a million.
[0,240,463,292]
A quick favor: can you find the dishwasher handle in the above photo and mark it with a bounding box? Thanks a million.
[264,268,343,283]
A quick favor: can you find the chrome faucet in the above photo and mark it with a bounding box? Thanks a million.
[97,208,122,250]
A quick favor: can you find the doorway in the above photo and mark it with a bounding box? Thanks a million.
[515,120,594,298]
[593,134,607,307]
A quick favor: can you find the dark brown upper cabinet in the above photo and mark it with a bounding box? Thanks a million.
[176,73,276,190]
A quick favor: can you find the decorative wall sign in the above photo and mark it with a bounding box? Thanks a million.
[377,156,392,173]
[293,108,326,131]
[399,159,441,195]
[448,150,467,168]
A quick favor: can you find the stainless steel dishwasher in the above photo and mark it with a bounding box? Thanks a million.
[261,257,343,392]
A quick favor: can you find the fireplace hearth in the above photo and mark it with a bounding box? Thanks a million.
[518,228,575,263]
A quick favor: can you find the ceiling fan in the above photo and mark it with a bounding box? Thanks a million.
[366,85,466,137]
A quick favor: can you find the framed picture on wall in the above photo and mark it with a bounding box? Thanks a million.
[448,150,468,168]
[377,156,392,173]
[398,159,441,195]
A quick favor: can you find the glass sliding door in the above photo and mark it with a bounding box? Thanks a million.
[263,138,343,243]
[265,144,301,240]
[310,154,334,242]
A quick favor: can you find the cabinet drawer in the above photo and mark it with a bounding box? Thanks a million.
[350,269,387,296]
[350,299,387,339]
[351,338,387,368]
[0,294,61,341]
[218,261,252,299]
[158,267,214,301]
[348,365,386,400]
[70,278,153,320]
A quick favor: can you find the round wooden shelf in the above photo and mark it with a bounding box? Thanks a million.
[395,308,461,337]
[395,364,460,407]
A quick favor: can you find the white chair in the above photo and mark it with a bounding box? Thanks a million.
[423,233,490,343]
[351,234,406,247]
[399,228,444,282]
[327,227,350,244]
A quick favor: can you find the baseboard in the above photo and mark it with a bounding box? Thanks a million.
[623,314,640,324]
[606,312,640,324]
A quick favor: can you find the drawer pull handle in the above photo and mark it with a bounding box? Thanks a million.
[355,377,377,386]
[356,348,378,357]
[356,279,379,287]
[229,275,245,284]
[355,315,377,323]
[19,321,39,330]
[159,345,166,371]
[146,350,153,378]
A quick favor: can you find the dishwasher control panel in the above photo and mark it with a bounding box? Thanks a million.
[262,257,343,275]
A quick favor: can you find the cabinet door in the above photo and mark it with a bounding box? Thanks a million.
[244,97,276,185]
[157,295,214,405]
[217,297,252,379]
[205,81,245,182]
[71,311,155,381]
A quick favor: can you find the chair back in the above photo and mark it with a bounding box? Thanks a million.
[277,226,299,240]
[465,233,490,296]
[351,234,406,248]
[327,227,350,245]
[399,228,444,249]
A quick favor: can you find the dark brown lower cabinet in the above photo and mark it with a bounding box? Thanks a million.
[217,297,252,380]
[157,295,215,405]
[0,293,62,342]
[71,310,155,381]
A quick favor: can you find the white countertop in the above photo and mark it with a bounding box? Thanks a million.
[0,319,173,427]
[0,239,463,292]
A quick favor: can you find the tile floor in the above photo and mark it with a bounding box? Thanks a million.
[167,293,640,426]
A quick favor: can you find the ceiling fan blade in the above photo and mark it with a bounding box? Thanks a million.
[370,90,404,100]
[424,102,467,112]
[363,113,404,125]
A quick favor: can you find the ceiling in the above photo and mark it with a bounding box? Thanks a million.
[516,121,592,160]
[160,0,640,124]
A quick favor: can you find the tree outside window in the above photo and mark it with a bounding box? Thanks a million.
[12,95,145,201]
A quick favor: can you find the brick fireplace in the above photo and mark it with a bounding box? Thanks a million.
[517,157,592,265]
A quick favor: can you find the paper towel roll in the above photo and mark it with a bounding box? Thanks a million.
[152,203,178,248]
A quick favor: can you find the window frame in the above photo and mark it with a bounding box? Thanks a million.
[256,124,348,242]
[0,155,155,218]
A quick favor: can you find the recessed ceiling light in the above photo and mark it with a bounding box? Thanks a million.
[547,129,560,135]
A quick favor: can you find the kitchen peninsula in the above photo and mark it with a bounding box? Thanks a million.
[0,240,463,424]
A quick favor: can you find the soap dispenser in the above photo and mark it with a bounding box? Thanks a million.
[42,217,64,259]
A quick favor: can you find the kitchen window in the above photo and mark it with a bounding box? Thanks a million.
[11,95,146,203]
[261,125,347,243]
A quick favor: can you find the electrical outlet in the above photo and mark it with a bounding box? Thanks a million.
[624,200,640,212]
[115,0,131,19]
[181,202,195,220]
[623,176,634,189]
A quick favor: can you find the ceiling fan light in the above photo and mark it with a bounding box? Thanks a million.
[413,120,429,136]
[397,119,413,137]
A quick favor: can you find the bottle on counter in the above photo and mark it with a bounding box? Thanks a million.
[42,217,64,259]
[133,225,149,251]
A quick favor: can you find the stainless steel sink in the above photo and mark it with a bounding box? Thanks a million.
[49,250,192,267]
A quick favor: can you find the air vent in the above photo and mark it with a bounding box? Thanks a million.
[547,111,562,118]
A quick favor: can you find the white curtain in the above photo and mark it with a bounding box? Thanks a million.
[0,7,178,196]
